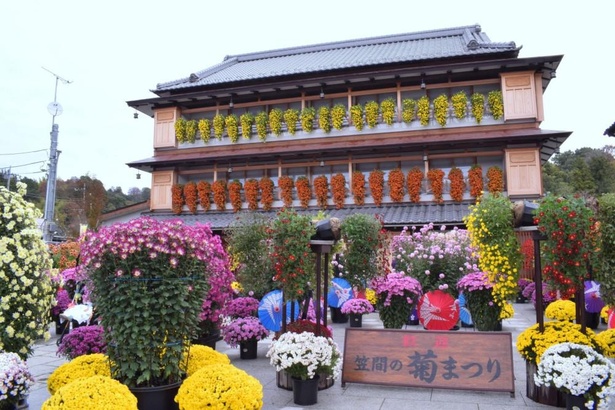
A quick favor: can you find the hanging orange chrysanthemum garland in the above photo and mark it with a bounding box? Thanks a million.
[295,176,312,209]
[407,167,424,203]
[387,168,405,202]
[331,173,346,209]
[427,168,445,204]
[351,171,365,205]
[369,169,384,206]
[259,176,274,211]
[228,180,243,213]
[448,167,466,202]
[487,165,504,194]
[183,181,198,214]
[212,180,227,210]
[244,179,259,210]
[313,175,329,209]
[278,175,294,208]
[197,181,211,211]
[171,184,184,215]
[468,165,484,198]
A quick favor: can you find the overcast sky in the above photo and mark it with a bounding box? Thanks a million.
[1,1,613,193]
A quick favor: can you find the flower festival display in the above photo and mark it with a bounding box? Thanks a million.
[0,352,34,407]
[544,299,576,322]
[340,298,374,315]
[174,364,263,410]
[223,296,260,319]
[56,325,107,360]
[392,224,480,296]
[534,343,615,409]
[371,272,422,329]
[534,195,593,300]
[457,272,501,331]
[222,317,269,348]
[42,375,138,410]
[0,183,56,358]
[180,345,230,377]
[79,216,231,388]
[266,331,342,381]
[464,192,521,312]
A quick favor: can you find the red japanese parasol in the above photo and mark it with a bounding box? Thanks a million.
[608,308,615,329]
[418,290,459,330]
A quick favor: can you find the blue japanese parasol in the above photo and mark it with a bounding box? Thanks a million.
[584,280,605,313]
[327,277,354,308]
[457,292,473,326]
[258,290,300,332]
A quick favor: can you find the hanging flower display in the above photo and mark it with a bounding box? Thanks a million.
[387,168,405,202]
[213,114,225,140]
[451,90,467,119]
[369,169,384,206]
[448,167,465,202]
[406,167,424,203]
[244,179,259,211]
[331,104,346,130]
[313,175,329,209]
[487,165,504,194]
[295,176,312,208]
[350,104,364,131]
[198,119,211,143]
[401,98,416,123]
[364,101,379,128]
[283,108,299,135]
[351,171,365,205]
[471,93,485,124]
[171,184,184,215]
[224,114,239,143]
[183,181,198,214]
[268,108,284,136]
[197,180,211,212]
[240,112,254,140]
[255,111,268,141]
[318,106,331,133]
[175,117,187,143]
[185,120,197,143]
[259,176,274,211]
[534,195,593,299]
[468,165,484,198]
[228,180,243,213]
[331,173,346,209]
[380,98,396,125]
[427,168,445,204]
[487,90,504,120]
[212,180,227,210]
[300,107,316,133]
[278,175,294,208]
[417,96,430,126]
[464,193,522,310]
[433,94,449,127]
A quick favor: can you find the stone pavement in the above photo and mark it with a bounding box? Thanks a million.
[25,302,614,410]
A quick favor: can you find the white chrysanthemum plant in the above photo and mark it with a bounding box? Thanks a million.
[266,331,342,381]
[535,342,615,410]
[0,183,55,358]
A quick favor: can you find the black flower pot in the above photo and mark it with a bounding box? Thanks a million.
[129,381,181,410]
[239,339,258,360]
[292,376,320,406]
[349,313,362,328]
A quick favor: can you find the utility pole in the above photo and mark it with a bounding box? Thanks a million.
[42,67,71,243]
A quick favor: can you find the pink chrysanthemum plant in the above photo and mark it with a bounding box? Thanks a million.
[222,317,270,348]
[371,272,422,329]
[457,271,501,331]
[223,296,260,319]
[340,298,374,315]
[78,216,232,388]
[0,352,34,406]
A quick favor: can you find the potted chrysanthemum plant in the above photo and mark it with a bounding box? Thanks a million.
[78,216,232,410]
[0,352,34,409]
[371,272,422,329]
[222,317,269,359]
[340,298,374,328]
[56,325,107,360]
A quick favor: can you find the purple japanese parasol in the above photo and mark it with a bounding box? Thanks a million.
[584,280,605,313]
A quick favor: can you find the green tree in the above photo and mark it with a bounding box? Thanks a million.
[569,157,596,194]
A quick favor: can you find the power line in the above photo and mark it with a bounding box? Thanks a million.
[0,149,47,156]
[0,160,47,169]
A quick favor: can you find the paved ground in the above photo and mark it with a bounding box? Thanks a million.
[26,302,614,410]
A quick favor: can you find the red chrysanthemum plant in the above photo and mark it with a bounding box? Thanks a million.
[387,168,405,202]
[487,165,504,195]
[278,175,294,208]
[406,167,424,203]
[171,184,184,215]
[228,180,243,213]
[212,180,227,210]
[369,169,384,206]
[331,173,346,209]
[183,181,198,214]
[448,167,466,202]
[259,176,274,211]
[427,168,445,204]
[468,164,484,198]
[351,171,365,205]
[244,179,259,211]
[313,175,329,209]
[197,181,211,212]
[295,176,312,209]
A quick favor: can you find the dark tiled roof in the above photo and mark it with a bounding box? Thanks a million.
[143,203,473,231]
[156,25,518,92]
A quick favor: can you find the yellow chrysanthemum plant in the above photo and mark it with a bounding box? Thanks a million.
[596,329,615,358]
[47,353,111,395]
[175,363,263,410]
[0,183,55,359]
[180,344,231,377]
[42,375,137,410]
[516,321,606,365]
[544,299,576,322]
[464,193,521,313]
[601,305,612,322]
